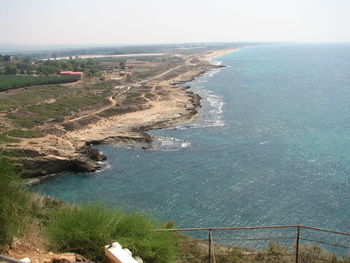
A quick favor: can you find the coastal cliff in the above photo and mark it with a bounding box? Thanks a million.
[0,49,234,179]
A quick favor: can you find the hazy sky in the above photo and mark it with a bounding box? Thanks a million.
[1,0,350,45]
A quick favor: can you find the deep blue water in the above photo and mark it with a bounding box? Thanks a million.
[32,43,350,232]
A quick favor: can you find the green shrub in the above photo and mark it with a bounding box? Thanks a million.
[0,158,30,251]
[113,213,179,263]
[0,75,77,92]
[46,204,179,262]
[5,129,44,138]
[0,133,20,143]
[145,92,155,98]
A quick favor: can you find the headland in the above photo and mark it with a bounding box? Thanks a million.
[0,48,238,179]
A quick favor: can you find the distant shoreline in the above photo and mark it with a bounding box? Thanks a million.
[43,53,167,61]
[22,48,238,182]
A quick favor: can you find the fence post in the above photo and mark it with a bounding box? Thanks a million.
[295,226,300,263]
[208,229,212,263]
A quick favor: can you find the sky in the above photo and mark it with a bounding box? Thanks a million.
[1,0,350,46]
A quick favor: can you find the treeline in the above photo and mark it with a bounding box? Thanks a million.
[0,75,78,92]
[36,58,101,76]
[0,55,102,77]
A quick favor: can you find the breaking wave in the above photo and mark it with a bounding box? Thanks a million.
[174,67,226,129]
[151,136,191,151]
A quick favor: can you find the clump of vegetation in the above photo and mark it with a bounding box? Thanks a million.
[0,75,78,92]
[145,92,156,98]
[5,129,44,138]
[0,148,29,158]
[0,133,20,143]
[0,158,30,251]
[46,204,179,262]
[2,85,108,128]
[0,55,102,76]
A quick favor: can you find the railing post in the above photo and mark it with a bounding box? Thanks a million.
[208,229,212,263]
[295,226,300,263]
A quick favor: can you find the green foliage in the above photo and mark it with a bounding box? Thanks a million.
[145,92,155,98]
[0,75,77,92]
[264,242,289,263]
[5,129,44,138]
[46,204,179,262]
[119,61,126,70]
[4,65,17,75]
[2,85,108,128]
[29,194,67,225]
[0,133,20,143]
[126,74,133,83]
[0,149,28,158]
[298,244,343,263]
[134,68,155,79]
[0,158,30,251]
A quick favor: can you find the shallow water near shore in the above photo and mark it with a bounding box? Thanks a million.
[32,43,350,234]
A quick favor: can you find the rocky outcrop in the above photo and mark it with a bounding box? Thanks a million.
[3,52,223,179]
[6,143,106,178]
[15,155,102,178]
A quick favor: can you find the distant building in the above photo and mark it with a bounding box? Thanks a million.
[59,71,83,79]
[118,71,133,78]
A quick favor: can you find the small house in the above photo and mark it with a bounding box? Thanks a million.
[59,71,84,79]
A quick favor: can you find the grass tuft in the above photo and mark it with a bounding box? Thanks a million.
[5,129,44,138]
[46,204,179,262]
[0,158,30,251]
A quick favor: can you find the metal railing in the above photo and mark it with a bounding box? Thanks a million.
[159,225,350,263]
[2,225,349,263]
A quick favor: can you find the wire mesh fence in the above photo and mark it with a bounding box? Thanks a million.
[159,225,350,263]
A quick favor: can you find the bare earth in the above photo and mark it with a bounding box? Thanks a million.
[67,49,238,143]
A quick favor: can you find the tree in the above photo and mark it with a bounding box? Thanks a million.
[126,74,132,83]
[4,65,17,75]
[119,61,126,70]
[22,56,31,64]
[52,52,57,60]
[3,55,11,62]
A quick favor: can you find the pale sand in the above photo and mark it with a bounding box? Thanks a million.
[67,86,192,142]
[204,48,239,60]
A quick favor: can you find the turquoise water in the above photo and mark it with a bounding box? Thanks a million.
[32,43,350,232]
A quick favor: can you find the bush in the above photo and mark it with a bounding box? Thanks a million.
[5,129,44,138]
[0,133,20,143]
[0,158,30,251]
[46,204,179,262]
[0,75,78,92]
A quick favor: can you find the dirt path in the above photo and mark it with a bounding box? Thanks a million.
[63,96,117,124]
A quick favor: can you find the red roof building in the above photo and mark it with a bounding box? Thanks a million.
[59,71,83,79]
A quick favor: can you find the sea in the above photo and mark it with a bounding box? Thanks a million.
[32,43,350,235]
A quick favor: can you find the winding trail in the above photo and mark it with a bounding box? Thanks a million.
[63,96,117,124]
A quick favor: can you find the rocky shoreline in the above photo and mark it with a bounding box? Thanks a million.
[26,89,203,183]
[17,49,235,181]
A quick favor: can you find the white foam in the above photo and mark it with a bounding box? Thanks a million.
[177,84,225,129]
[96,161,112,173]
[151,136,191,151]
